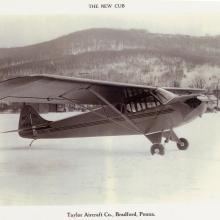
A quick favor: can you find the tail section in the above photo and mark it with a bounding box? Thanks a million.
[18,105,50,138]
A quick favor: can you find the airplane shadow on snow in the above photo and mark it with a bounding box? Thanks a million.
[0,143,180,158]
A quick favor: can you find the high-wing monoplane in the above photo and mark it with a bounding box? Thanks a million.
[0,74,207,155]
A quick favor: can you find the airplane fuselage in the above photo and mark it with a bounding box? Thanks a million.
[20,99,207,139]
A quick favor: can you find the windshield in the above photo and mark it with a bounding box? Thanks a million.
[152,88,176,104]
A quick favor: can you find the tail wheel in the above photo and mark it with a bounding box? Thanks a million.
[151,144,165,156]
[177,138,189,150]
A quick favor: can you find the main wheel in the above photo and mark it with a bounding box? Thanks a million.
[151,144,165,155]
[177,138,189,150]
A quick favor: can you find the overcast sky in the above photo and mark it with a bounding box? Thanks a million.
[0,0,220,47]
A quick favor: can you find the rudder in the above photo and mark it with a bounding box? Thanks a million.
[18,105,50,138]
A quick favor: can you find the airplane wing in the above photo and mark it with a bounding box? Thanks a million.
[0,74,156,105]
[163,87,206,95]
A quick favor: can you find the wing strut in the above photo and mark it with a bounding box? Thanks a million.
[88,88,144,135]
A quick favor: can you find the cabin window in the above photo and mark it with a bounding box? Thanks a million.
[126,104,132,112]
[137,103,142,111]
[125,89,161,113]
[126,99,160,112]
[131,102,136,112]
[141,102,146,110]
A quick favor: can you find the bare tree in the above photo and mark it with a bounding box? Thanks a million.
[190,75,207,88]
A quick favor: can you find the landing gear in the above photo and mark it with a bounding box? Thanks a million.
[150,144,165,155]
[146,132,165,156]
[177,138,189,150]
[163,130,190,152]
[146,130,190,156]
[29,139,36,147]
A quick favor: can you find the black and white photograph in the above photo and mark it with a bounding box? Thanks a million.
[0,0,220,219]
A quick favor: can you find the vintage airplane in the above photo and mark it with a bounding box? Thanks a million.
[0,74,207,155]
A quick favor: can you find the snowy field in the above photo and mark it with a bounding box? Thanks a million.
[0,112,220,205]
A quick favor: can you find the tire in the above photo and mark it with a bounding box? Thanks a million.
[151,144,165,155]
[177,138,189,150]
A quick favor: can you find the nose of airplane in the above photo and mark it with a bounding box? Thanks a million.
[183,99,207,123]
[198,101,208,116]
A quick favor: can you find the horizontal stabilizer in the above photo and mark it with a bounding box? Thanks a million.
[1,122,50,134]
[1,129,21,134]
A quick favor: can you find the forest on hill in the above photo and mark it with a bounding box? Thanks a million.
[0,28,220,88]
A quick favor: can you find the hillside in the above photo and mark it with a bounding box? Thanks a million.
[0,28,220,87]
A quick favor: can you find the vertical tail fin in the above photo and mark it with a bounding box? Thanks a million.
[18,105,49,138]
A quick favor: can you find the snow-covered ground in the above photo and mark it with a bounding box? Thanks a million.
[0,112,220,205]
